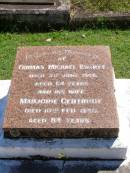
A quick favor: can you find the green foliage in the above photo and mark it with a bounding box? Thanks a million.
[0,29,130,79]
[71,0,130,12]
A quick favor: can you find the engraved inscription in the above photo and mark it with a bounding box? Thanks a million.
[17,50,106,125]
[3,46,119,138]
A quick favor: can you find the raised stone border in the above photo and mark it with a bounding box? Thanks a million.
[0,0,55,4]
[70,10,130,29]
[0,0,70,31]
[0,1,130,31]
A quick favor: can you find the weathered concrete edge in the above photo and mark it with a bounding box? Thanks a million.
[0,0,70,14]
[0,160,128,173]
[71,11,130,21]
[70,11,130,27]
[0,0,70,30]
[0,2,130,30]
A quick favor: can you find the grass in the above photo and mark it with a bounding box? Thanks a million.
[71,0,130,12]
[0,29,130,79]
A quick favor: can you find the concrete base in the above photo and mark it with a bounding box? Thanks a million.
[0,79,130,160]
[0,160,127,173]
[0,79,130,172]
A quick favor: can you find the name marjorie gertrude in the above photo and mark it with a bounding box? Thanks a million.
[20,98,102,105]
[18,64,106,70]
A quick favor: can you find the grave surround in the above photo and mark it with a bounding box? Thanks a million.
[0,0,56,4]
[0,0,70,31]
[3,46,119,138]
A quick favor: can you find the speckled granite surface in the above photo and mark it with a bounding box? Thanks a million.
[3,46,119,138]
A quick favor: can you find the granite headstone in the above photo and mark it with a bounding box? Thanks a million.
[3,46,119,138]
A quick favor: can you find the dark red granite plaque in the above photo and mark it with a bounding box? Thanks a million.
[3,46,119,138]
